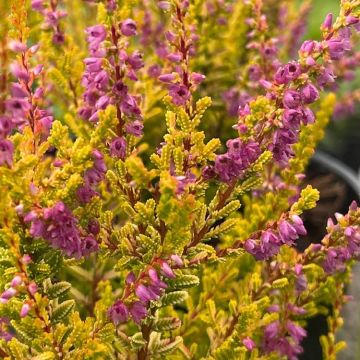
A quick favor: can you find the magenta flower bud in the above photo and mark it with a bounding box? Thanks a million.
[301,107,315,125]
[15,204,24,215]
[94,70,109,89]
[159,1,171,10]
[126,272,136,284]
[160,261,175,278]
[0,115,14,137]
[301,83,319,104]
[288,304,307,315]
[326,38,345,60]
[317,68,335,88]
[88,218,100,235]
[349,200,358,212]
[167,53,182,62]
[305,56,316,66]
[148,268,160,283]
[299,40,315,54]
[287,320,307,341]
[159,73,175,83]
[291,215,307,236]
[31,0,44,11]
[96,95,110,110]
[1,287,17,300]
[267,304,280,313]
[29,44,40,54]
[135,284,153,302]
[120,19,137,36]
[21,254,32,264]
[344,226,354,238]
[84,58,103,72]
[24,211,37,223]
[248,64,262,81]
[311,243,322,252]
[202,165,216,180]
[28,282,37,295]
[11,83,28,98]
[34,87,44,99]
[11,276,23,288]
[77,185,96,204]
[20,303,31,318]
[53,32,65,45]
[259,79,272,89]
[110,137,126,159]
[148,64,162,78]
[294,263,303,275]
[191,72,206,85]
[0,139,14,167]
[53,159,63,167]
[165,31,176,42]
[243,337,256,351]
[170,254,183,267]
[283,90,301,109]
[322,13,333,30]
[8,41,27,53]
[128,52,144,71]
[92,149,103,160]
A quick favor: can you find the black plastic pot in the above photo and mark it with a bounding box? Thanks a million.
[300,151,360,360]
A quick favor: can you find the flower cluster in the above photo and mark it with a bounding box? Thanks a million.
[158,1,205,107]
[1,42,52,166]
[76,149,106,203]
[263,320,307,360]
[31,0,67,44]
[24,202,98,258]
[108,256,182,325]
[207,138,261,183]
[244,214,306,260]
[321,203,360,274]
[80,19,144,161]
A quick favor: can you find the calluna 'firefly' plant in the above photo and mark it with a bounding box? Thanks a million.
[0,0,360,359]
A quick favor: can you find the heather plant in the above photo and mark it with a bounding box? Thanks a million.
[0,0,360,359]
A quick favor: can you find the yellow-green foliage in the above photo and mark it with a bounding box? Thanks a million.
[0,1,359,360]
